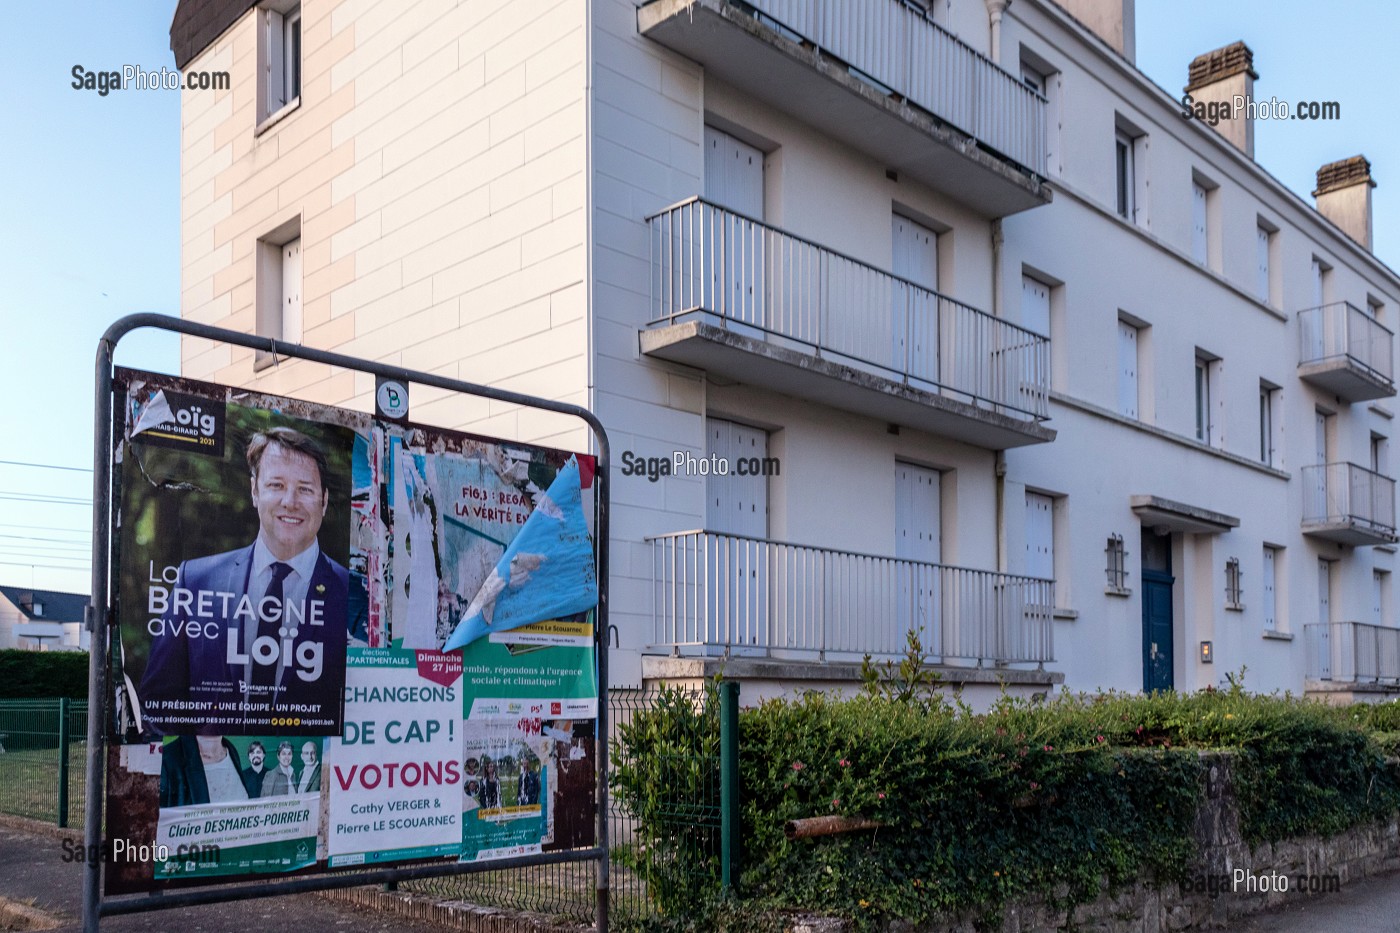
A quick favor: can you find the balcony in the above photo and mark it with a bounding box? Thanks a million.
[1301,462,1397,546]
[643,198,1054,450]
[648,529,1054,666]
[1306,622,1400,684]
[637,0,1050,218]
[1297,302,1395,402]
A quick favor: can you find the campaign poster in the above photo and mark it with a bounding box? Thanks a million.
[379,427,600,864]
[102,734,323,892]
[151,734,324,879]
[112,369,366,737]
[326,647,464,866]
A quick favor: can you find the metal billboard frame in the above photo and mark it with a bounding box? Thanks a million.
[84,313,612,931]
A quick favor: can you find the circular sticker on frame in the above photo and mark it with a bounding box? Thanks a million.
[376,379,410,422]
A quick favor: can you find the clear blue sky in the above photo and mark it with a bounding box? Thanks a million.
[0,1,1395,594]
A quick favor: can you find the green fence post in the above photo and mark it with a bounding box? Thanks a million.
[57,697,71,828]
[718,680,740,891]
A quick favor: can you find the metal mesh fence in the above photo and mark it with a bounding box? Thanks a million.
[0,698,88,827]
[0,691,723,926]
[403,686,723,928]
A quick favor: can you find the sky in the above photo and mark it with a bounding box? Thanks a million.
[0,1,1396,595]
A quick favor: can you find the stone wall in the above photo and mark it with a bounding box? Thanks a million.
[789,751,1400,933]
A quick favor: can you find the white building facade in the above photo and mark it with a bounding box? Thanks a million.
[170,0,1400,703]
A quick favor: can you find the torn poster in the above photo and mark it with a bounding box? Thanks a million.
[443,457,597,651]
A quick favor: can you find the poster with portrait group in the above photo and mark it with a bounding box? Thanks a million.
[104,368,598,896]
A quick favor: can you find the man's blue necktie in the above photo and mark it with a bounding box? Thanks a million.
[253,562,294,690]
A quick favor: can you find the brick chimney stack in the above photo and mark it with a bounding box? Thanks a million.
[1185,41,1257,158]
[1054,0,1136,63]
[1314,156,1376,252]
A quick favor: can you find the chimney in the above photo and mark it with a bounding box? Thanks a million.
[1314,156,1376,252]
[1052,0,1131,60]
[1054,0,1136,63]
[1185,41,1257,158]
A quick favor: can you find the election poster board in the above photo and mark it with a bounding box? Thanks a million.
[112,368,362,738]
[325,647,464,866]
[104,368,599,895]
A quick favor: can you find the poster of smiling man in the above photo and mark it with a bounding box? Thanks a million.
[113,369,366,738]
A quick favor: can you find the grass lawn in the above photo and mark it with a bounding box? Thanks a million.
[0,743,87,827]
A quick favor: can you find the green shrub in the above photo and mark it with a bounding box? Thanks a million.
[0,649,88,699]
[610,684,724,919]
[610,668,1400,931]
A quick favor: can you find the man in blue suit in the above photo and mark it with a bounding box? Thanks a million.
[139,426,349,736]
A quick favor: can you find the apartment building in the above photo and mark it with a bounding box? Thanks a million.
[169,0,1400,703]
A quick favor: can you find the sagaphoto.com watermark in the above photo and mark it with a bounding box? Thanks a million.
[620,449,781,483]
[1180,93,1341,125]
[71,64,230,97]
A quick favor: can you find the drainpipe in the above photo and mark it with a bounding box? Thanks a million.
[991,218,1007,571]
[995,451,1007,572]
[984,0,1012,65]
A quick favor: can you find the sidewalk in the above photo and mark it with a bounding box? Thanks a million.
[0,818,578,932]
[1225,868,1400,932]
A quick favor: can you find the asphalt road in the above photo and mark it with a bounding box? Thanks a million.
[1224,868,1400,932]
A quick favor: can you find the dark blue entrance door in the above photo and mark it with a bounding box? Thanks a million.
[1141,569,1174,692]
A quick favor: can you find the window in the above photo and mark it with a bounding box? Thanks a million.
[1026,491,1069,609]
[1105,534,1129,595]
[1224,557,1244,611]
[1021,273,1051,337]
[1114,115,1147,224]
[1115,130,1135,219]
[1117,317,1141,419]
[1020,47,1060,176]
[1256,219,1278,305]
[1371,432,1388,475]
[1259,382,1280,467]
[1262,546,1280,631]
[255,219,302,369]
[258,2,302,126]
[1375,569,1391,628]
[1310,256,1332,307]
[1190,173,1220,270]
[32,602,43,617]
[1195,351,1221,446]
[1367,296,1385,323]
[1191,181,1209,265]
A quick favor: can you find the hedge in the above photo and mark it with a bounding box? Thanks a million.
[612,669,1400,932]
[0,649,89,699]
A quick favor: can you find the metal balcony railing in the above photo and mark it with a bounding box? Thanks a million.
[648,529,1054,665]
[1306,621,1400,683]
[1301,462,1397,536]
[648,198,1050,420]
[745,0,1047,172]
[1298,301,1395,386]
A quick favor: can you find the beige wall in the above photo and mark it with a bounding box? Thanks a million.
[180,0,590,448]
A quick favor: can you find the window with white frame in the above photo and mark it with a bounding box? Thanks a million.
[1020,46,1061,176]
[1256,219,1277,305]
[1191,181,1208,264]
[1105,534,1129,594]
[1371,432,1389,475]
[255,220,302,369]
[1374,569,1391,628]
[1368,296,1385,323]
[258,2,302,126]
[1225,557,1244,611]
[1114,116,1147,224]
[1021,273,1051,337]
[1115,130,1135,220]
[1117,317,1141,419]
[1195,351,1222,446]
[1262,546,1280,631]
[1259,381,1280,467]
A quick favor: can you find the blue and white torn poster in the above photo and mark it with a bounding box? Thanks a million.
[443,457,597,651]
